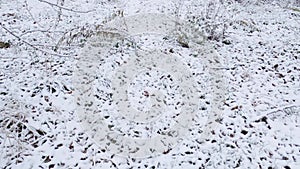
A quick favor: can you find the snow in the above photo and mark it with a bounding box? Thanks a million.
[0,0,300,168]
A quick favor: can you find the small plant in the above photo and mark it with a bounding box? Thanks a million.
[0,99,46,167]
[184,0,236,41]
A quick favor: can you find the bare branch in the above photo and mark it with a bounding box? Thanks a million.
[20,29,65,37]
[38,0,95,13]
[0,24,71,58]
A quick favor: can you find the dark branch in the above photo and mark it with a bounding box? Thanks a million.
[0,23,71,58]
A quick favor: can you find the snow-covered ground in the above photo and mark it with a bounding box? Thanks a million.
[0,0,299,168]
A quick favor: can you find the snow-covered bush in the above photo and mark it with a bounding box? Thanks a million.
[183,0,237,41]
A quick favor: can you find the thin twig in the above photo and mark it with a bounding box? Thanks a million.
[38,0,95,13]
[20,29,65,37]
[0,57,30,59]
[24,0,43,28]
[53,0,64,28]
[0,24,71,58]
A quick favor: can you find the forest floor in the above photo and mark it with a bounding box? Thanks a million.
[0,0,299,168]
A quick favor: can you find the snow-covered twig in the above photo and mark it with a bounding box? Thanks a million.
[38,0,95,13]
[19,29,65,37]
[0,24,71,58]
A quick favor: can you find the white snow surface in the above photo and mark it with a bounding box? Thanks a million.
[0,0,300,168]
